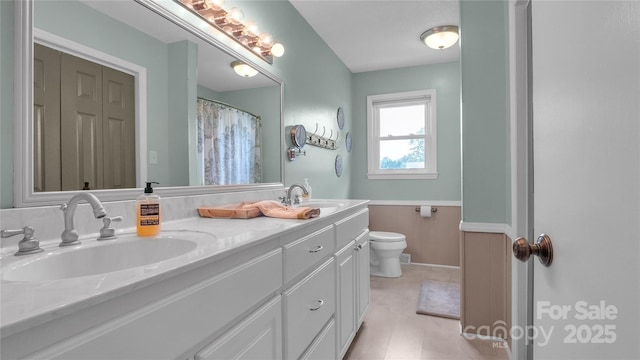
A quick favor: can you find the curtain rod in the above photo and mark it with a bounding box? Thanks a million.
[197,96,262,121]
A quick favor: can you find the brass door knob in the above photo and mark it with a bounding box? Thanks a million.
[513,234,553,266]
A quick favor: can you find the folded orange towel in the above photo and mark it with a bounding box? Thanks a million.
[197,202,262,219]
[251,200,320,220]
[198,200,320,220]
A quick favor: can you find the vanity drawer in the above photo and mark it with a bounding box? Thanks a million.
[335,208,369,248]
[32,249,283,360]
[284,258,335,360]
[300,318,336,360]
[284,225,334,283]
[195,296,282,360]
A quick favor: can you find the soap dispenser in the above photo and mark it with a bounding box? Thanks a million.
[136,182,161,237]
[303,178,312,201]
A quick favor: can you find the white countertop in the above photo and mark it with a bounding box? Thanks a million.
[0,199,368,337]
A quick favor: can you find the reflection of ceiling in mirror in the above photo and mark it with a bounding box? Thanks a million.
[79,0,277,92]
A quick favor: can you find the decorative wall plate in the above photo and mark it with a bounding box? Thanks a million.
[345,132,352,152]
[335,155,343,177]
[337,107,345,129]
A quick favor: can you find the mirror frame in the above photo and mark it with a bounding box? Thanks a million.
[13,0,285,208]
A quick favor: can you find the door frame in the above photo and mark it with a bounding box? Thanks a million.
[508,0,533,359]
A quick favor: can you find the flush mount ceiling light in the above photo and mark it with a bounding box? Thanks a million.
[177,0,285,63]
[231,61,258,77]
[420,25,459,50]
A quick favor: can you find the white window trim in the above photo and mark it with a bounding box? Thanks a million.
[366,89,438,180]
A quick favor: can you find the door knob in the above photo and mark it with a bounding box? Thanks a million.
[513,234,553,266]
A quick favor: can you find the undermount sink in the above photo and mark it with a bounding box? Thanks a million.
[295,200,346,216]
[2,232,203,282]
[302,201,345,208]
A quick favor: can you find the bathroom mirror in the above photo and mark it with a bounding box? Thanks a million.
[8,0,284,208]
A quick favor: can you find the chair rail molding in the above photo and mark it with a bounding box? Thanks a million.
[459,221,515,239]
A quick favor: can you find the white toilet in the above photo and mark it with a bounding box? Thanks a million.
[369,231,407,278]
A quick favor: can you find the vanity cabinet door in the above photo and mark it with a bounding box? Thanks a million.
[194,296,282,360]
[336,240,356,358]
[355,230,370,326]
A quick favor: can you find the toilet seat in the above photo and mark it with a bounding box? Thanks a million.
[370,231,406,243]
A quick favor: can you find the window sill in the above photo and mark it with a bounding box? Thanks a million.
[367,172,438,180]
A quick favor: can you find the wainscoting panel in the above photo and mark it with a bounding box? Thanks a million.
[368,205,461,266]
[460,231,512,342]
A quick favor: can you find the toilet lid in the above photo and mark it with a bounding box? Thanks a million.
[369,231,406,242]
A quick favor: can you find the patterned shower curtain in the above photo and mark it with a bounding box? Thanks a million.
[197,98,262,185]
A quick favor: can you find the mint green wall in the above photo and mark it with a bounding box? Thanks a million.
[238,1,353,199]
[0,0,14,208]
[168,40,198,186]
[460,0,511,224]
[351,62,461,201]
[2,0,513,220]
[197,86,220,101]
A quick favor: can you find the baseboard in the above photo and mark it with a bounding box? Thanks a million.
[459,324,510,351]
[407,262,461,270]
[459,221,519,241]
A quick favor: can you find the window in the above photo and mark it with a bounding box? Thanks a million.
[367,90,437,179]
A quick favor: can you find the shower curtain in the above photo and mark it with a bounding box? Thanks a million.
[197,98,262,185]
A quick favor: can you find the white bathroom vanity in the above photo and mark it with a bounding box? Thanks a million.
[1,199,369,359]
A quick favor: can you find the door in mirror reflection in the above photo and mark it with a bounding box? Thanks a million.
[33,43,136,192]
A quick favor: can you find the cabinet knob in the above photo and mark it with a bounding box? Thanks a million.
[308,245,323,253]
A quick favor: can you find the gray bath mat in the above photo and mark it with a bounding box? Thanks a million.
[416,280,460,319]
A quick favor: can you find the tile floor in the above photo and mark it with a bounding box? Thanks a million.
[344,264,510,360]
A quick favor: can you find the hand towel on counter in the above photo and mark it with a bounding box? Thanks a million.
[253,200,321,219]
[196,202,262,219]
[198,200,320,220]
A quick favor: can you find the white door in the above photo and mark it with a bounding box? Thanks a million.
[531,1,639,358]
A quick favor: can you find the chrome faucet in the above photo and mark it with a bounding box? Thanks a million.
[60,192,108,247]
[282,184,308,206]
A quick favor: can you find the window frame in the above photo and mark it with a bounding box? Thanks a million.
[366,89,438,180]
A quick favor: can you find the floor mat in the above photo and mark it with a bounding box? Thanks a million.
[416,280,460,319]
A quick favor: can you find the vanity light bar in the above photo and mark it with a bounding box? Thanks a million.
[177,0,284,63]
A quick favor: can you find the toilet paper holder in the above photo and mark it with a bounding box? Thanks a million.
[415,206,437,213]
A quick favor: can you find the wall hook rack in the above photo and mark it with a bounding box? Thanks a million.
[306,123,338,150]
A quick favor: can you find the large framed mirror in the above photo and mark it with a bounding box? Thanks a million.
[10,0,284,208]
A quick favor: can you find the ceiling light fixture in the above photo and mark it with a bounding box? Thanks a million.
[420,25,459,50]
[177,0,285,63]
[231,61,259,78]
